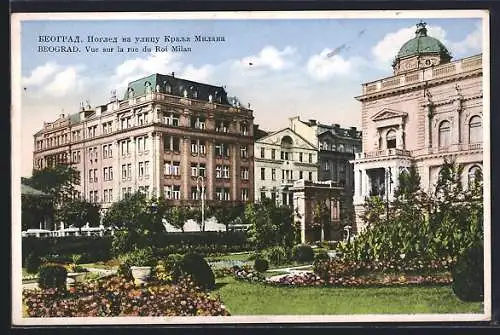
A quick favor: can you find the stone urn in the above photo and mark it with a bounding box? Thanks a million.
[66,272,87,286]
[130,266,152,285]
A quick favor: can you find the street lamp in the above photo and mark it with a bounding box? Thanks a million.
[196,176,206,231]
[385,167,393,218]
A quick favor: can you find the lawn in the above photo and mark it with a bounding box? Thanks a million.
[212,276,483,315]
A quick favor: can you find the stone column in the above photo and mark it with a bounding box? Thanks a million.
[424,104,433,149]
[112,140,119,201]
[130,137,137,191]
[152,132,161,198]
[181,136,190,200]
[397,122,404,149]
[207,141,214,201]
[231,142,239,201]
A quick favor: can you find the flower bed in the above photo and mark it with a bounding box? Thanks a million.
[23,276,229,317]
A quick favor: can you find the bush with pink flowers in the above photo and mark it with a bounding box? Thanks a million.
[23,275,230,317]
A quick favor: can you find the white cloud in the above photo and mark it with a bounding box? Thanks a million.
[237,45,297,72]
[307,49,353,81]
[371,25,448,67]
[449,23,482,56]
[22,62,60,86]
[43,66,83,98]
[180,64,215,84]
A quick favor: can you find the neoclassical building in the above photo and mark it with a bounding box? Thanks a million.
[254,128,318,205]
[352,22,483,231]
[32,73,255,212]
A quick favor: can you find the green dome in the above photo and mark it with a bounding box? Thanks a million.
[397,22,452,59]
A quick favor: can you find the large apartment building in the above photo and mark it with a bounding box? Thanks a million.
[351,22,483,231]
[32,73,255,211]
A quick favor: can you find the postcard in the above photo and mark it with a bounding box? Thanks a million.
[11,10,491,325]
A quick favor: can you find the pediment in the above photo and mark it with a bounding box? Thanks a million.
[258,127,316,150]
[371,108,407,122]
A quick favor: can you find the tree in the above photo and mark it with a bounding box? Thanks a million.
[211,201,246,232]
[166,206,190,232]
[58,199,101,234]
[25,164,80,207]
[245,198,296,249]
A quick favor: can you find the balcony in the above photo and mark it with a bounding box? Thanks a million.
[355,148,411,159]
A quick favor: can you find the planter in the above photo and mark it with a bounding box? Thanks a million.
[130,266,152,285]
[66,272,88,286]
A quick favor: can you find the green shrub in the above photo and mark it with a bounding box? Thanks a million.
[292,244,314,263]
[314,250,331,262]
[266,246,289,266]
[38,264,68,290]
[254,257,269,272]
[118,248,155,279]
[25,252,41,274]
[180,252,215,289]
[452,243,484,302]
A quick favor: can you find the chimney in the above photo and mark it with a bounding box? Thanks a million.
[309,119,317,125]
[59,113,65,119]
[171,72,175,78]
[334,124,340,128]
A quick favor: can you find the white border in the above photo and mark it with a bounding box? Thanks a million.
[11,10,491,326]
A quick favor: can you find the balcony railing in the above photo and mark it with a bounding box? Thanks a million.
[355,148,411,159]
[361,54,482,95]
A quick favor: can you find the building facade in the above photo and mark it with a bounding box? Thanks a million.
[351,22,483,231]
[289,116,362,227]
[254,128,318,205]
[33,73,255,212]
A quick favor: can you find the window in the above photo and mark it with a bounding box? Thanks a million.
[299,152,303,162]
[191,140,198,154]
[260,168,265,180]
[164,112,180,126]
[164,186,172,199]
[216,120,228,133]
[468,165,482,188]
[241,188,249,201]
[241,167,249,180]
[127,164,131,179]
[173,186,181,200]
[137,137,144,152]
[240,123,249,135]
[199,141,206,154]
[260,192,266,200]
[271,168,276,181]
[439,120,451,148]
[89,169,93,183]
[104,167,109,181]
[144,161,149,176]
[191,116,206,129]
[138,162,144,177]
[223,166,230,178]
[469,116,482,143]
[240,145,248,158]
[93,169,98,182]
[271,149,276,160]
[309,171,313,181]
[165,161,180,175]
[299,171,303,179]
[121,164,127,180]
[323,160,330,172]
[122,188,127,200]
[216,188,223,200]
[191,163,198,177]
[121,140,131,156]
[104,190,109,203]
[223,188,230,200]
[386,130,396,149]
[109,167,113,181]
[191,187,199,200]
[309,153,313,163]
[103,145,108,158]
[260,147,265,158]
[215,143,229,157]
[216,165,223,178]
[199,163,206,177]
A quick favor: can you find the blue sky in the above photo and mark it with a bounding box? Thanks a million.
[17,14,484,177]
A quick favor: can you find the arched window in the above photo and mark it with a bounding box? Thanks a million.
[439,120,451,148]
[386,129,396,149]
[281,136,293,148]
[469,116,482,144]
[468,165,482,187]
[165,83,172,94]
